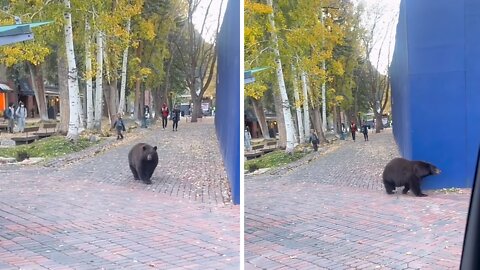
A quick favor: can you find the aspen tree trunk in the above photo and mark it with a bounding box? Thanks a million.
[320,10,327,133]
[64,0,82,140]
[292,64,304,143]
[94,31,103,131]
[133,43,143,123]
[251,98,270,139]
[27,63,48,120]
[301,71,311,140]
[85,20,94,129]
[273,89,287,149]
[118,19,130,115]
[312,107,328,144]
[266,0,295,153]
[57,52,69,134]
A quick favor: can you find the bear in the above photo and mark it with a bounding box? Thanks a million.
[382,157,441,197]
[128,143,159,184]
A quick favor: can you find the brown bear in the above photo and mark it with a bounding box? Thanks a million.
[128,143,158,184]
[382,157,441,197]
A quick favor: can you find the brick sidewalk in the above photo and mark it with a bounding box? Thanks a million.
[0,117,239,269]
[245,129,470,269]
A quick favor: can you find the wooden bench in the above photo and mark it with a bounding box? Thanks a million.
[11,126,39,145]
[262,140,277,153]
[245,144,265,160]
[0,119,8,132]
[34,123,57,139]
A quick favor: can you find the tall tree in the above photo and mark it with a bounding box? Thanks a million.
[360,2,394,133]
[266,0,295,153]
[64,0,83,140]
[174,0,223,122]
[85,19,94,129]
[94,30,104,130]
[117,19,131,115]
[291,63,304,143]
[244,0,273,140]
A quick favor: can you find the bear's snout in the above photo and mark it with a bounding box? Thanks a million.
[433,167,441,174]
[146,154,153,161]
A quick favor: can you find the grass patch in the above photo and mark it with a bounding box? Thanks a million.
[245,150,308,172]
[0,136,100,161]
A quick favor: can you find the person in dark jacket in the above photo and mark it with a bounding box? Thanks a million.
[361,122,369,141]
[5,103,15,133]
[112,114,126,140]
[309,129,319,151]
[171,105,181,131]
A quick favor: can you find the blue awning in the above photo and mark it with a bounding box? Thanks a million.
[244,67,269,85]
[0,21,53,46]
[0,83,12,92]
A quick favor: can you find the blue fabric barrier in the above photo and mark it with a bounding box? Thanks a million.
[215,0,240,205]
[391,0,480,189]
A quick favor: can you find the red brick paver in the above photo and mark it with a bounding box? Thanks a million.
[0,118,239,269]
[245,129,469,269]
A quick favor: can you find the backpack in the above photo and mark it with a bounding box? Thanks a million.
[4,108,11,119]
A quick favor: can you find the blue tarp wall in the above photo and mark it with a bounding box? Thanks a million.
[215,0,240,205]
[391,0,480,189]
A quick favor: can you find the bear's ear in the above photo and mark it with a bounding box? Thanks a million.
[153,146,157,151]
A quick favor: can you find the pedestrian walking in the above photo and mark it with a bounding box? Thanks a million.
[171,105,181,131]
[244,127,252,151]
[161,103,169,129]
[350,121,357,142]
[15,101,27,133]
[309,129,319,151]
[361,122,369,141]
[112,114,126,140]
[4,103,15,133]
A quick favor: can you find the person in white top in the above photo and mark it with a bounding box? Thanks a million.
[15,101,27,133]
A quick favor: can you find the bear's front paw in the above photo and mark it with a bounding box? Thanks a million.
[417,193,428,197]
[143,179,152,185]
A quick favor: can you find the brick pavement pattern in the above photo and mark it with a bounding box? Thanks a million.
[245,129,470,269]
[0,117,239,269]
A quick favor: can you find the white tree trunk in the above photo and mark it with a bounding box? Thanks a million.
[85,20,94,129]
[266,0,295,153]
[292,63,304,144]
[322,60,327,132]
[94,31,103,130]
[118,19,130,115]
[64,0,82,140]
[320,9,327,133]
[301,71,311,140]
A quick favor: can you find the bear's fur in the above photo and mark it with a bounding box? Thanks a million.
[128,143,159,184]
[382,157,441,197]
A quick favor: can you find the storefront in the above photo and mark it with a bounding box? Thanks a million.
[45,85,59,119]
[0,82,12,112]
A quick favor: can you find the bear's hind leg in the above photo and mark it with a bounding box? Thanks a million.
[402,183,410,194]
[130,165,140,180]
[383,180,395,194]
[410,177,427,197]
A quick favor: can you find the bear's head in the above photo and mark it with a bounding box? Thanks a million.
[414,161,441,178]
[143,145,158,161]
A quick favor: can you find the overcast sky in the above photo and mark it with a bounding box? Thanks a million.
[192,0,228,43]
[354,0,401,73]
[193,0,398,72]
